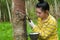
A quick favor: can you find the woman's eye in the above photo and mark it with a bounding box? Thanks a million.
[38,12,41,14]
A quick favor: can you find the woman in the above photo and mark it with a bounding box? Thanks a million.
[28,0,58,40]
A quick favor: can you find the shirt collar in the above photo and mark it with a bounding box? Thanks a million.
[42,14,51,23]
[38,14,51,23]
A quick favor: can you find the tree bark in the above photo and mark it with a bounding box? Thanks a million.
[12,0,27,40]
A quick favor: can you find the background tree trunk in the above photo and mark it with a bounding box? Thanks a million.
[54,0,58,19]
[0,0,1,21]
[0,7,1,21]
[12,0,27,40]
[6,0,11,22]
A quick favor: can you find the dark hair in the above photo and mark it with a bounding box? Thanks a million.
[36,0,49,11]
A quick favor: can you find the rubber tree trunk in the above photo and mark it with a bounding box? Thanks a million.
[12,0,27,40]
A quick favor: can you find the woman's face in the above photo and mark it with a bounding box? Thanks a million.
[36,8,46,19]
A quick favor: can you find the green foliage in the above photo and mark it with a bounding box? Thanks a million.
[0,22,13,40]
[57,18,60,40]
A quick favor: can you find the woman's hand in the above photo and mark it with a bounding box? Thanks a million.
[29,20,35,27]
[27,17,35,27]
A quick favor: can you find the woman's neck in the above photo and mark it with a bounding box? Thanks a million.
[42,14,49,21]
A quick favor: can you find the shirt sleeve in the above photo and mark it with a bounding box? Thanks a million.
[32,21,57,39]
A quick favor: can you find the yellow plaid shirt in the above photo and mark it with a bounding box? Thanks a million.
[32,15,58,40]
